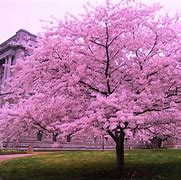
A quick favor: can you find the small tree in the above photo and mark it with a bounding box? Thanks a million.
[0,0,181,171]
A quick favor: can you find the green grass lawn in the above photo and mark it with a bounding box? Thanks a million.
[0,149,181,180]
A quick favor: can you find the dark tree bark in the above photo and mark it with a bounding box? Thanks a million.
[115,129,125,171]
[106,125,126,171]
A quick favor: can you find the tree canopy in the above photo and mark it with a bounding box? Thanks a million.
[0,0,181,170]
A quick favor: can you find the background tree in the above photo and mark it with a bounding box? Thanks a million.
[0,0,181,171]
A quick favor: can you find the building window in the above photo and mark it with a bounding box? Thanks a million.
[125,138,128,144]
[37,130,43,141]
[11,56,15,65]
[105,136,108,144]
[93,136,97,144]
[0,59,5,81]
[53,132,58,142]
[67,134,71,142]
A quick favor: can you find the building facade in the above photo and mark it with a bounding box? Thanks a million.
[0,29,37,105]
[0,29,180,150]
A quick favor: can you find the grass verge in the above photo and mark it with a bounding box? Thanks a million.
[0,149,180,180]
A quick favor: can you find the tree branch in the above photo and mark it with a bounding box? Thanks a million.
[106,129,117,143]
[90,39,105,47]
[134,106,170,116]
[79,80,107,96]
[147,31,158,57]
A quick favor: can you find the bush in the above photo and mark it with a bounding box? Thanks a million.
[0,149,27,155]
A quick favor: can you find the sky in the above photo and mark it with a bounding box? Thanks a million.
[0,0,181,43]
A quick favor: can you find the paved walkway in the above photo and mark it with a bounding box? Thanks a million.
[0,154,34,163]
[0,152,49,164]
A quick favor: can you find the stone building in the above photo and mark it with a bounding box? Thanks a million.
[0,29,180,150]
[0,29,37,105]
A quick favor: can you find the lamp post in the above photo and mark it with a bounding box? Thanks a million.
[102,135,104,150]
[27,130,33,154]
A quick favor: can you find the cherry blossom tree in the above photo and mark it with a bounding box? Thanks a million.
[1,0,181,170]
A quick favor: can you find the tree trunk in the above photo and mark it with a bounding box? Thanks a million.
[106,127,126,171]
[116,130,125,171]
